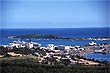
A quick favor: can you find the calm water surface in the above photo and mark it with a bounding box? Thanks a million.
[85,53,110,61]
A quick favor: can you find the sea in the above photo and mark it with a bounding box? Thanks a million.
[85,53,110,62]
[0,27,110,61]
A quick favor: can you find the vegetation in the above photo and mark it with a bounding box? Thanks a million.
[14,34,62,39]
[0,46,8,55]
[8,34,110,41]
[0,58,109,73]
[0,46,46,57]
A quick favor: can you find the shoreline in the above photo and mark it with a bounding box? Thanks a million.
[0,39,110,64]
[8,36,110,41]
[7,33,110,41]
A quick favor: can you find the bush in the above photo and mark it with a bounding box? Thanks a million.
[0,59,109,73]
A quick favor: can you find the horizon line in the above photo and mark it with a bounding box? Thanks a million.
[0,27,109,29]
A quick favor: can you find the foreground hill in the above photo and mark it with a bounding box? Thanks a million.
[0,58,109,73]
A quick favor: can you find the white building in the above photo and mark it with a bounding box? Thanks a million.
[8,40,26,48]
[25,42,41,49]
[33,42,41,48]
[58,45,70,50]
[58,45,65,50]
[25,42,33,49]
[47,44,54,50]
[78,48,85,51]
[7,40,41,49]
[9,43,21,48]
[65,46,70,50]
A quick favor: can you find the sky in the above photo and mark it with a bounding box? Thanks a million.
[0,0,109,28]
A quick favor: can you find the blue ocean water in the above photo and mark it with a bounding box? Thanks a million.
[0,28,109,46]
[1,28,109,38]
[85,53,110,62]
[0,28,110,61]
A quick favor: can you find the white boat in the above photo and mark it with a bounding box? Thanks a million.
[89,41,97,46]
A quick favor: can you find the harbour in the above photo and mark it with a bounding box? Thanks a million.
[0,28,110,63]
[0,39,110,63]
[1,0,109,73]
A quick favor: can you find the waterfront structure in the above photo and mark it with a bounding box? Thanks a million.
[47,44,55,50]
[58,45,71,50]
[25,42,34,49]
[8,40,26,48]
[0,40,110,65]
[33,42,41,48]
[9,43,20,48]
[89,41,97,46]
[5,40,41,49]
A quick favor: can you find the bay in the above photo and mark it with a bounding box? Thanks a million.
[85,53,110,62]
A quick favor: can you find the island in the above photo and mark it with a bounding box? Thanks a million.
[8,34,110,41]
[8,34,62,39]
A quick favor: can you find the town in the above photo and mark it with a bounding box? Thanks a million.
[0,40,110,66]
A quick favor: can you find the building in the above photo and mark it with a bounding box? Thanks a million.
[47,44,55,50]
[33,42,41,48]
[58,45,70,50]
[58,45,65,50]
[9,43,21,48]
[8,40,26,48]
[25,42,33,49]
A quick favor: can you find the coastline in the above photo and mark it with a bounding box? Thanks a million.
[7,34,110,41]
[1,28,110,64]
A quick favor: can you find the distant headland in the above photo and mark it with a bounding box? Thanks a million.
[8,34,110,41]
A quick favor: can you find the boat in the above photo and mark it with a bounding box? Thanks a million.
[89,41,97,46]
